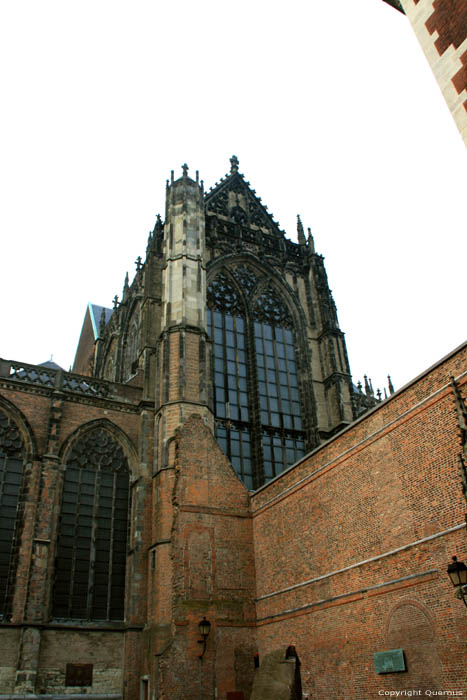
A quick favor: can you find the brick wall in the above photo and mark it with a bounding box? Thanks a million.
[0,375,145,698]
[2,340,466,698]
[401,0,467,144]
[251,342,467,698]
[154,414,257,700]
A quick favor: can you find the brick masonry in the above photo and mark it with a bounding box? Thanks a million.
[1,162,466,698]
[401,0,467,143]
[1,342,466,697]
[251,342,467,698]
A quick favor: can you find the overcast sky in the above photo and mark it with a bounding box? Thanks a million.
[1,0,465,396]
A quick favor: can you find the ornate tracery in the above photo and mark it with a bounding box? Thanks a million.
[207,266,306,489]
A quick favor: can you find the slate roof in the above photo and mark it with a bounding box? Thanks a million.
[89,303,113,340]
[39,360,65,371]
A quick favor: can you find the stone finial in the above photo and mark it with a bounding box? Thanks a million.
[155,213,163,234]
[112,295,119,309]
[364,375,371,396]
[230,155,239,173]
[388,375,394,395]
[122,272,129,298]
[135,256,142,272]
[297,215,306,246]
[307,227,315,253]
[181,163,189,177]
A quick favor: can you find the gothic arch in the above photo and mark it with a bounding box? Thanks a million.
[53,419,134,621]
[59,418,138,474]
[0,400,33,618]
[206,254,316,488]
[384,597,436,642]
[383,597,442,691]
[0,395,37,461]
[207,252,310,347]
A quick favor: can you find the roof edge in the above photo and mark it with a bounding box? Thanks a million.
[382,0,405,14]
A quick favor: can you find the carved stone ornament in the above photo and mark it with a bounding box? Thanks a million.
[0,410,23,457]
[252,285,293,327]
[207,271,245,316]
[231,265,259,296]
[67,428,128,473]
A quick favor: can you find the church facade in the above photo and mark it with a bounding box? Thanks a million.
[0,160,466,699]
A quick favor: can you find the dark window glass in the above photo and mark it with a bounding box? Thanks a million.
[0,411,24,617]
[52,429,129,621]
[208,271,306,488]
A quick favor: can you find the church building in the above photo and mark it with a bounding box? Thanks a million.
[0,158,466,699]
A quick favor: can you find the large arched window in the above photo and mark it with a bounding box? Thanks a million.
[53,428,129,621]
[207,265,306,489]
[0,409,25,617]
[207,271,253,488]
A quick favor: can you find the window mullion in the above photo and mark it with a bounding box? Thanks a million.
[68,472,81,618]
[86,468,100,621]
[246,316,264,489]
[106,471,117,621]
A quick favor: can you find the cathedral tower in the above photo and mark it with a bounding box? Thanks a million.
[80,157,355,490]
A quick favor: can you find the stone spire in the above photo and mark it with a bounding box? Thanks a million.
[297,215,306,246]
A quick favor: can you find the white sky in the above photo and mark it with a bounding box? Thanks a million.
[0,0,465,395]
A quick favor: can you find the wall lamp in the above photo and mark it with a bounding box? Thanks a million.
[198,617,211,658]
[447,556,467,608]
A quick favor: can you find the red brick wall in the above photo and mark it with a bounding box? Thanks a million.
[251,343,467,698]
[424,0,467,110]
[424,0,467,54]
[0,379,146,698]
[411,0,467,114]
[155,414,257,700]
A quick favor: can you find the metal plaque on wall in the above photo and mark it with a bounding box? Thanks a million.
[373,649,406,674]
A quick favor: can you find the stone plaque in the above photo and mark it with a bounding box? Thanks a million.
[373,649,406,674]
[65,663,93,686]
